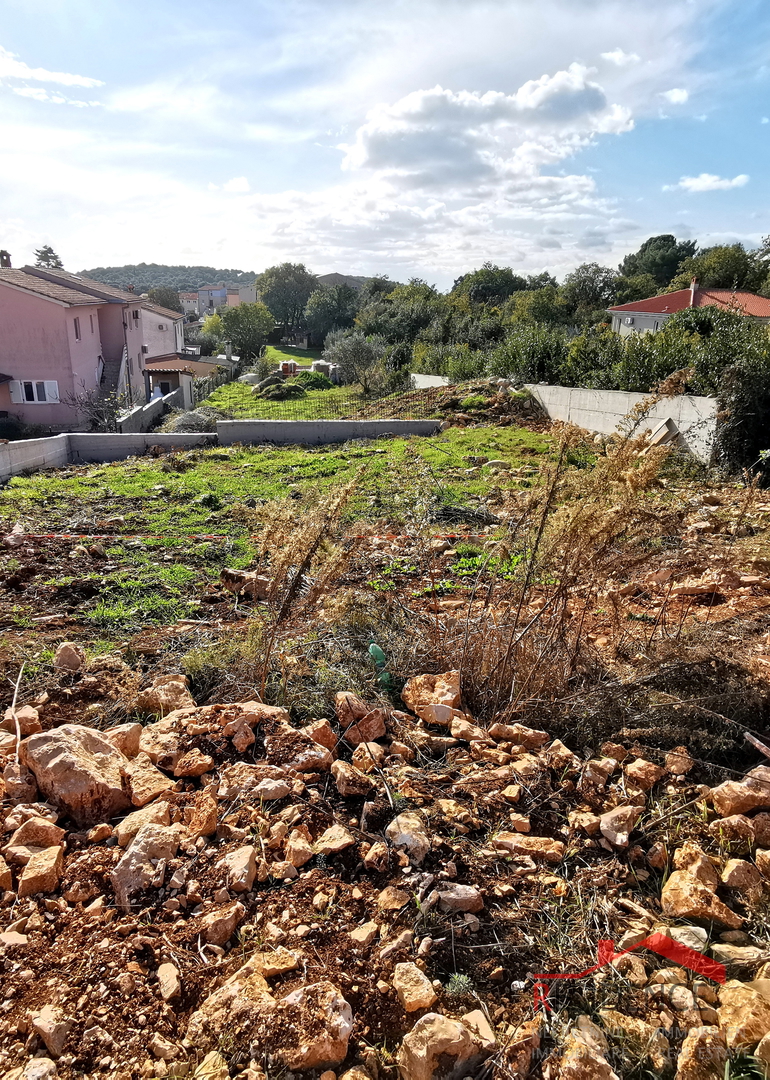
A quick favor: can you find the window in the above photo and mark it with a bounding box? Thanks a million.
[73,317,81,341]
[9,380,59,404]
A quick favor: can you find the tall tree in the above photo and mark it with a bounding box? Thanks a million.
[147,286,183,313]
[561,263,617,320]
[218,302,275,361]
[257,263,318,329]
[669,243,765,292]
[304,285,359,341]
[322,330,385,394]
[452,262,527,304]
[619,235,697,287]
[34,245,64,269]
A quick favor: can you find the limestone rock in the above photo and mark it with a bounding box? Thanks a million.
[598,1009,669,1071]
[18,845,63,897]
[377,886,410,909]
[114,801,171,848]
[315,824,356,855]
[305,718,337,751]
[490,832,565,864]
[157,961,181,1001]
[32,1004,73,1057]
[599,805,643,848]
[193,1052,229,1079]
[224,845,258,892]
[436,884,484,913]
[386,812,431,864]
[54,641,85,672]
[0,853,12,890]
[265,727,332,772]
[174,749,215,777]
[103,723,142,758]
[200,900,246,944]
[1,705,41,736]
[334,691,369,728]
[352,741,386,772]
[332,760,375,797]
[346,709,387,746]
[5,815,65,852]
[661,871,742,929]
[183,790,218,840]
[136,674,195,717]
[559,1016,619,1080]
[721,858,762,889]
[21,724,132,827]
[216,762,291,801]
[624,758,666,791]
[393,962,438,1011]
[718,980,770,1049]
[675,1026,727,1080]
[708,814,754,851]
[397,1012,488,1080]
[110,823,180,910]
[350,921,379,945]
[711,766,770,817]
[121,753,176,807]
[666,746,694,775]
[279,982,353,1069]
[285,827,314,867]
[402,671,462,719]
[488,722,549,748]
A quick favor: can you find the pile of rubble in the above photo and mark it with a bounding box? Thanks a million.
[3,658,770,1077]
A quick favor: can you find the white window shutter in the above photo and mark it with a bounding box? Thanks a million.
[8,380,23,404]
[44,381,60,403]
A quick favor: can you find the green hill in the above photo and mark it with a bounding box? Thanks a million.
[79,262,257,293]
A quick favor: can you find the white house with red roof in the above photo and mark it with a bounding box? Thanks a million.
[608,278,770,336]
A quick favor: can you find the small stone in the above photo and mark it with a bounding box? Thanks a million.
[624,759,666,791]
[346,709,387,747]
[718,980,770,1050]
[393,962,438,1011]
[1,705,41,736]
[87,823,113,843]
[721,859,762,889]
[350,922,379,946]
[711,766,770,817]
[351,741,386,772]
[435,884,483,913]
[385,813,430,865]
[377,886,410,910]
[490,833,565,864]
[31,1003,73,1057]
[114,801,171,848]
[315,824,356,855]
[508,813,530,833]
[54,641,85,671]
[285,827,314,868]
[18,845,63,897]
[200,901,245,945]
[397,1012,488,1080]
[173,749,215,777]
[149,1032,178,1060]
[362,841,389,872]
[599,805,643,848]
[224,845,258,893]
[157,962,181,1001]
[305,718,337,751]
[665,746,694,775]
[331,760,375,798]
[673,1025,726,1080]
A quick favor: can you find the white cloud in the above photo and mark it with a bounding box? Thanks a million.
[762,117,769,124]
[0,45,103,88]
[12,86,100,107]
[601,48,640,66]
[223,176,250,192]
[661,87,689,104]
[664,172,749,192]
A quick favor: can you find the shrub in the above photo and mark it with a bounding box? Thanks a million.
[293,370,334,390]
[259,382,306,400]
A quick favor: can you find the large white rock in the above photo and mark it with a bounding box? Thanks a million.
[397,1012,488,1080]
[21,725,132,827]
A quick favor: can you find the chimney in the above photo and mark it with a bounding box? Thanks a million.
[0,250,11,268]
[127,284,135,293]
[225,340,232,362]
[690,276,698,307]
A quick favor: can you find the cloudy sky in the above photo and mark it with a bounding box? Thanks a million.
[1,0,768,286]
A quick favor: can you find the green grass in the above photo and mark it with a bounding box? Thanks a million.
[264,344,322,368]
[0,426,549,636]
[203,381,366,420]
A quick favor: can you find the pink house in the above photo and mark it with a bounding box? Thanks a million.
[0,265,184,430]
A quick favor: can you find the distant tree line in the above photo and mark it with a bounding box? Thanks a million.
[80,262,257,293]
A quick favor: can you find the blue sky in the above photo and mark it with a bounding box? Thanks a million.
[1,0,768,288]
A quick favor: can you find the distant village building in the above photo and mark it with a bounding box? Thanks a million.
[179,292,199,316]
[608,277,770,336]
[0,263,184,428]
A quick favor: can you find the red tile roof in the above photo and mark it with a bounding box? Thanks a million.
[609,288,770,317]
[22,267,139,303]
[0,269,104,306]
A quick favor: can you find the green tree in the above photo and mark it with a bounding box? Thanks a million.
[34,245,64,269]
[257,263,318,329]
[200,313,223,355]
[503,285,570,326]
[561,263,617,322]
[452,262,527,304]
[304,285,359,341]
[614,273,658,304]
[619,235,697,287]
[669,243,765,292]
[322,330,385,394]
[147,286,183,313]
[218,303,275,361]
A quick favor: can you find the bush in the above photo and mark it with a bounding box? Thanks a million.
[259,382,306,401]
[487,324,569,383]
[293,370,334,390]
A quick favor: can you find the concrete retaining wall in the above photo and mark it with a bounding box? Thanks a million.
[0,434,71,480]
[216,419,443,445]
[68,432,215,464]
[117,389,184,434]
[525,384,718,462]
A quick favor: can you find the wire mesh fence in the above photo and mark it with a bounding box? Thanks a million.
[239,388,441,421]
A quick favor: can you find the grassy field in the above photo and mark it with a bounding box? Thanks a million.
[0,425,549,637]
[203,381,371,419]
[263,344,322,367]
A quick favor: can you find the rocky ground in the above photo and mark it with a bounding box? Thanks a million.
[2,418,770,1079]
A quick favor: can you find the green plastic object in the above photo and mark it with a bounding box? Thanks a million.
[377,671,394,689]
[368,642,387,669]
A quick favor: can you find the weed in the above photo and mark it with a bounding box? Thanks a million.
[445,973,476,998]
